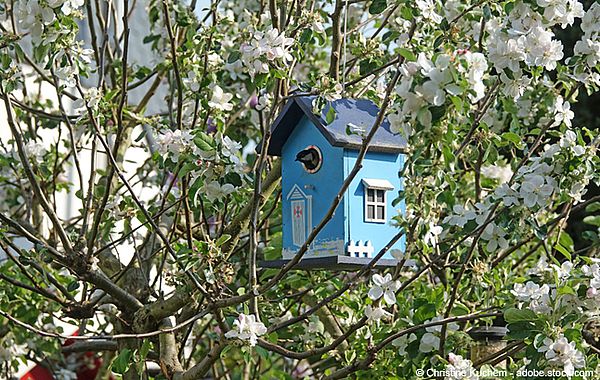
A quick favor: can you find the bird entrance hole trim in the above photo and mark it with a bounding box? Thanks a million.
[296,145,323,173]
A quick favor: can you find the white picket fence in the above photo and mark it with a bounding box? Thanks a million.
[346,240,374,258]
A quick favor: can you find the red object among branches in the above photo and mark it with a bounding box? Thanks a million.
[20,331,110,380]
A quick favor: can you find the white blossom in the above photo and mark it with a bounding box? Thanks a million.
[512,281,545,302]
[54,369,78,380]
[481,223,509,252]
[155,129,194,162]
[537,335,585,376]
[240,28,294,77]
[14,0,55,43]
[255,93,272,111]
[416,0,443,24]
[364,305,392,323]
[551,261,573,280]
[416,53,453,106]
[494,183,520,206]
[481,165,513,184]
[445,353,479,380]
[464,51,488,102]
[488,35,526,72]
[368,273,400,305]
[559,130,585,156]
[203,181,235,202]
[553,96,574,127]
[443,204,476,228]
[224,313,267,346]
[424,223,443,248]
[419,332,440,353]
[25,141,47,162]
[537,0,584,28]
[512,281,552,314]
[574,38,600,66]
[208,85,234,111]
[392,333,417,355]
[523,26,564,70]
[519,173,556,208]
[500,70,531,100]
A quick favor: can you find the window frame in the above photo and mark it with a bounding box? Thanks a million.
[364,186,387,223]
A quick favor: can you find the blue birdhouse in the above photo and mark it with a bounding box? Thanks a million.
[261,96,406,270]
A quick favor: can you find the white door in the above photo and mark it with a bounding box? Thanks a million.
[291,199,306,246]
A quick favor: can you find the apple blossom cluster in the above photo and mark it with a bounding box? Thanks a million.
[582,263,600,310]
[494,129,593,207]
[300,317,326,343]
[224,313,267,346]
[419,317,459,353]
[536,335,586,377]
[574,3,600,67]
[154,129,245,202]
[415,0,443,24]
[443,200,509,253]
[444,353,479,380]
[388,50,488,139]
[0,333,27,362]
[487,2,575,72]
[14,0,84,45]
[504,258,600,375]
[238,28,294,77]
[441,126,595,254]
[512,281,553,314]
[53,368,78,380]
[365,273,400,323]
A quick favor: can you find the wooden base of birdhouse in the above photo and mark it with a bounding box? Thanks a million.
[258,255,398,270]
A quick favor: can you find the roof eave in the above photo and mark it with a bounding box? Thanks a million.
[336,141,408,154]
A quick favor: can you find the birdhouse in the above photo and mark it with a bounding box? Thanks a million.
[260,96,407,270]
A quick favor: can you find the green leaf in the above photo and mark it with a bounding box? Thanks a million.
[482,4,492,20]
[112,349,133,374]
[414,303,437,323]
[442,145,454,166]
[194,132,214,152]
[215,234,231,247]
[400,6,413,20]
[451,303,470,316]
[501,132,522,147]
[504,1,515,14]
[584,215,600,227]
[325,106,336,125]
[585,202,600,213]
[134,129,147,143]
[506,322,537,340]
[557,285,576,296]
[139,340,151,360]
[504,308,537,323]
[398,48,416,62]
[227,51,241,63]
[369,0,387,14]
[142,34,160,44]
[300,29,313,44]
[67,281,80,292]
[554,243,571,261]
[359,59,378,76]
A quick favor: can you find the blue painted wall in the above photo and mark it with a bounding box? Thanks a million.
[281,116,345,258]
[343,149,405,259]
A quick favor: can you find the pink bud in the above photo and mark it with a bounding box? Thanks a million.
[249,95,259,108]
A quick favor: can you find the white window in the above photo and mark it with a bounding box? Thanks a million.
[362,179,394,223]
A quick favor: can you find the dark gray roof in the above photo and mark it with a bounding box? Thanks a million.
[267,96,408,156]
